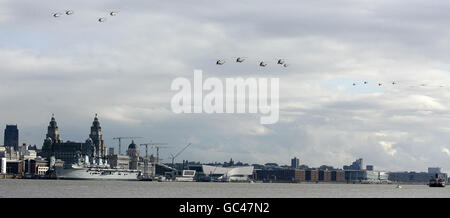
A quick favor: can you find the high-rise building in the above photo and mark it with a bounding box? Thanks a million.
[4,125,19,151]
[291,157,300,169]
[343,158,363,170]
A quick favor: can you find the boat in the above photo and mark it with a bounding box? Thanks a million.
[163,170,196,182]
[54,156,141,181]
[428,173,446,187]
[395,184,402,189]
[175,170,196,182]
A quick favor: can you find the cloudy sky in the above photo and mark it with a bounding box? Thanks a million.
[2,0,450,172]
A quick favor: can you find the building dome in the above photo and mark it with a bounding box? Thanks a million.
[49,114,58,128]
[92,113,100,127]
[128,140,137,149]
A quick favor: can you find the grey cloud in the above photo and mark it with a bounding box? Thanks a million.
[1,0,450,172]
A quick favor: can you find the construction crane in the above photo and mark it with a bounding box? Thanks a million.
[139,142,169,162]
[170,143,192,167]
[112,136,143,155]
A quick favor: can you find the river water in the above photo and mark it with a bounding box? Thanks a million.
[0,179,448,198]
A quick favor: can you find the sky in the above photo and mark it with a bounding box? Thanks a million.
[1,0,450,172]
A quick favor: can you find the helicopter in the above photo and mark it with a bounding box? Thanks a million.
[52,9,118,22]
[235,57,246,63]
[277,59,286,65]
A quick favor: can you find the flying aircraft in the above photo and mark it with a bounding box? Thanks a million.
[235,57,246,63]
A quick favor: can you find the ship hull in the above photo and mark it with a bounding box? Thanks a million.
[429,183,446,187]
[55,166,140,181]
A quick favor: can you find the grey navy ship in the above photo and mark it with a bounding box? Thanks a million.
[54,156,141,181]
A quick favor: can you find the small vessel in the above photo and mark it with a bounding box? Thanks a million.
[428,173,446,187]
[164,170,196,182]
[175,170,196,182]
[395,184,402,189]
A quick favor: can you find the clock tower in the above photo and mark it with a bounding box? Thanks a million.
[89,114,105,158]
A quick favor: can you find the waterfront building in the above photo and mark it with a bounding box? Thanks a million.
[4,125,19,151]
[107,155,130,169]
[343,158,363,170]
[126,140,140,170]
[365,171,389,182]
[4,146,19,160]
[344,170,367,181]
[20,144,37,160]
[256,168,303,182]
[0,146,5,158]
[1,157,5,174]
[24,158,50,176]
[291,157,300,169]
[202,165,254,182]
[389,171,448,183]
[89,114,106,158]
[255,168,346,183]
[5,160,23,174]
[41,115,100,164]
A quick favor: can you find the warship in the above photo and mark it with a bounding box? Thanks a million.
[54,156,141,181]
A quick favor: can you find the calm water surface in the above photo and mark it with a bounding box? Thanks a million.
[0,180,448,198]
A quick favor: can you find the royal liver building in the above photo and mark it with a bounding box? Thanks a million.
[89,114,106,158]
[41,114,106,164]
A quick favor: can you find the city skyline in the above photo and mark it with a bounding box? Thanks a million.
[0,114,444,173]
[1,0,450,173]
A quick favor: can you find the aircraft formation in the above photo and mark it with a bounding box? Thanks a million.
[216,57,289,68]
[52,10,118,22]
[351,81,445,88]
